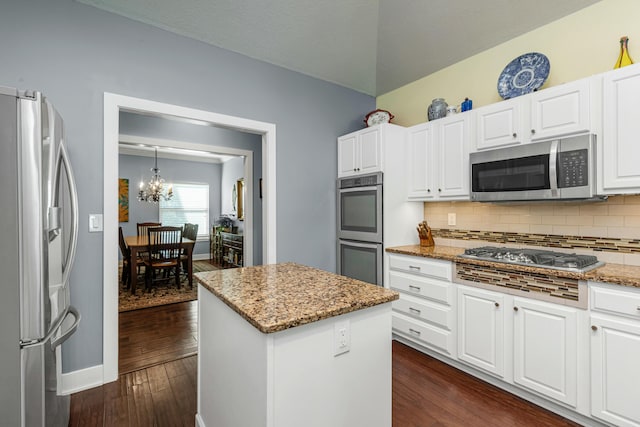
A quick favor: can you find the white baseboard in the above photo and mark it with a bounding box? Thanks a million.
[60,364,104,395]
[195,413,205,427]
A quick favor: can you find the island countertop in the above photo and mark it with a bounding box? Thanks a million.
[194,262,399,334]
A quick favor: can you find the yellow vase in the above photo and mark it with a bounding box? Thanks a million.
[614,36,634,69]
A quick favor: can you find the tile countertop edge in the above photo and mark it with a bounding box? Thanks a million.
[386,245,640,289]
[195,263,399,334]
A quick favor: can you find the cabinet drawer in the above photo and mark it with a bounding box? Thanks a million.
[591,284,640,319]
[393,312,454,356]
[389,270,453,305]
[389,254,452,280]
[393,292,453,330]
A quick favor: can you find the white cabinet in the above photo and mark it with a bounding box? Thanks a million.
[389,254,456,357]
[529,78,592,141]
[512,297,578,408]
[590,282,640,427]
[475,97,523,150]
[337,126,382,177]
[474,78,593,151]
[457,285,506,378]
[407,113,471,201]
[600,64,640,194]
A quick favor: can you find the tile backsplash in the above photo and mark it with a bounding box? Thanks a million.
[423,195,640,266]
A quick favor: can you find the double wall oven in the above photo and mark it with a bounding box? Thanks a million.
[337,172,383,286]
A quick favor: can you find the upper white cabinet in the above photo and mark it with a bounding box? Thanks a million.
[337,126,382,177]
[475,78,594,151]
[407,113,471,201]
[600,64,640,194]
[529,78,592,141]
[475,97,524,150]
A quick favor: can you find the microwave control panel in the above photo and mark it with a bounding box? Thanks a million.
[557,149,588,188]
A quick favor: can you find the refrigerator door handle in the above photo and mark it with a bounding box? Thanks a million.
[50,305,80,350]
[20,306,80,349]
[56,143,79,287]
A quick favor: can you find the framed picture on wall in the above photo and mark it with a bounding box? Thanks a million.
[118,178,129,222]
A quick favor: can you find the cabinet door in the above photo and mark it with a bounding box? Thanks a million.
[337,134,358,177]
[358,127,381,174]
[513,298,578,407]
[601,65,640,193]
[591,314,640,427]
[457,286,505,378]
[475,98,523,150]
[438,115,470,199]
[407,124,435,200]
[530,79,591,141]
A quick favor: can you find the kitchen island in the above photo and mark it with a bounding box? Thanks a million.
[194,262,398,427]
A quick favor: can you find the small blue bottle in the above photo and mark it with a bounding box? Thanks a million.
[461,98,473,112]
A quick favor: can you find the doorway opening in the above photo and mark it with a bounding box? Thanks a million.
[103,93,277,384]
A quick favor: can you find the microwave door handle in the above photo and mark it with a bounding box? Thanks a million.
[549,139,559,192]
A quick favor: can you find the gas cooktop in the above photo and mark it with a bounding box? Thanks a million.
[459,246,604,273]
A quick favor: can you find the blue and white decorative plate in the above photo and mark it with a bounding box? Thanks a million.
[497,52,550,99]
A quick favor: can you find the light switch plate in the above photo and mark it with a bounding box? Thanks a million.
[448,213,457,226]
[89,214,103,232]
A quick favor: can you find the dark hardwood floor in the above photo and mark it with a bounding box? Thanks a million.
[70,301,581,426]
[119,301,197,374]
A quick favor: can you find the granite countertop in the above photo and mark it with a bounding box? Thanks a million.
[194,262,399,334]
[386,245,640,288]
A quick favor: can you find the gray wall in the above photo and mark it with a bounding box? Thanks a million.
[0,0,374,373]
[119,154,222,256]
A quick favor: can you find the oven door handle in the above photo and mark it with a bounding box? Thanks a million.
[339,240,381,249]
[339,185,379,193]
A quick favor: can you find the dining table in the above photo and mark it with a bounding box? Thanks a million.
[124,235,195,293]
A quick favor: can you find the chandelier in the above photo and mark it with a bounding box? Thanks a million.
[137,148,173,203]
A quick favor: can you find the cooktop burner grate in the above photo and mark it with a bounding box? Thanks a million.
[460,246,603,272]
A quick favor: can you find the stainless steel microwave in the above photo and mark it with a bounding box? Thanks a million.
[470,134,603,202]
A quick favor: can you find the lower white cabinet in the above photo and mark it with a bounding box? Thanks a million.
[457,286,582,407]
[512,298,578,408]
[389,255,455,356]
[590,282,640,427]
[457,285,506,378]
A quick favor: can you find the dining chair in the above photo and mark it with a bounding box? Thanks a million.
[180,223,199,283]
[119,226,145,290]
[144,226,183,290]
[118,226,131,288]
[137,221,161,236]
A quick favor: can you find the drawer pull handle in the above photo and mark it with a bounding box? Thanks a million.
[409,285,421,292]
[409,328,421,336]
[409,307,421,315]
[495,302,500,308]
[408,265,421,271]
[591,325,598,331]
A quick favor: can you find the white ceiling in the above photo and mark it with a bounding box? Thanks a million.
[78,0,600,96]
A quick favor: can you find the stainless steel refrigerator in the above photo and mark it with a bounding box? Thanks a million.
[0,86,80,426]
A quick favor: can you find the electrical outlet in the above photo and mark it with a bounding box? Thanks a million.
[448,213,456,226]
[334,320,350,356]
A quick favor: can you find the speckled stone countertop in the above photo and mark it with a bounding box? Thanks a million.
[386,245,640,288]
[194,262,399,334]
